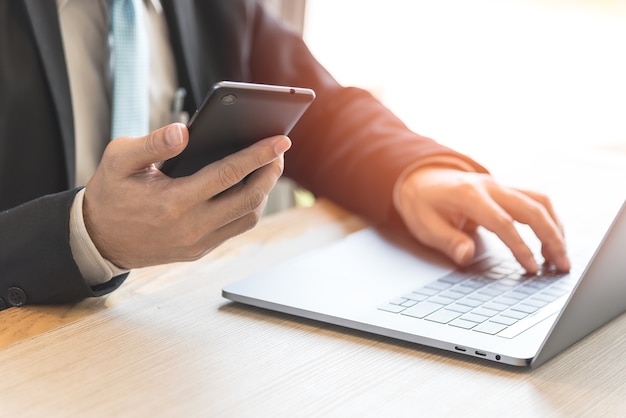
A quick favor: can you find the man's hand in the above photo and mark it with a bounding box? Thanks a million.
[395,166,571,274]
[83,123,291,269]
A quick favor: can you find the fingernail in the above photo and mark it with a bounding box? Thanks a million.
[526,257,540,274]
[558,254,571,272]
[165,124,183,148]
[454,242,472,265]
[273,137,291,155]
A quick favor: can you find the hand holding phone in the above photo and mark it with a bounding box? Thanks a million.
[159,81,315,177]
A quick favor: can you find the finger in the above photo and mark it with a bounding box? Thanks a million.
[193,155,284,231]
[459,192,540,273]
[179,135,291,202]
[497,189,570,271]
[514,188,565,235]
[178,210,267,262]
[107,123,188,173]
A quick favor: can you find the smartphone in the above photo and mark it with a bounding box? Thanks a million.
[159,81,316,177]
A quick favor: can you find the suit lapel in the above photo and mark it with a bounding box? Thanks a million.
[24,0,75,187]
[21,0,220,187]
[162,0,204,107]
[162,0,221,109]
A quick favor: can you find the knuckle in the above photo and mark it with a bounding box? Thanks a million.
[156,189,185,221]
[240,211,261,232]
[174,227,209,261]
[493,213,515,231]
[244,186,267,212]
[183,243,211,262]
[229,188,266,222]
[155,203,185,229]
[143,132,161,158]
[532,191,550,205]
[218,162,242,188]
[251,149,266,167]
[272,157,285,176]
[526,202,546,220]
[453,181,481,200]
[519,198,549,225]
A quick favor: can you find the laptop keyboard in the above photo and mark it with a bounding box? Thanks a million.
[378,256,579,338]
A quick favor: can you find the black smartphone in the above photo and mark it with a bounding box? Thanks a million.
[159,81,316,177]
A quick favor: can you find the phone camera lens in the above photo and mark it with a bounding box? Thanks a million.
[221,94,237,105]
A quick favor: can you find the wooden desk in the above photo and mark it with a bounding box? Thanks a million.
[1,188,625,416]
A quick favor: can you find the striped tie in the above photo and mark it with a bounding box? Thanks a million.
[109,0,150,139]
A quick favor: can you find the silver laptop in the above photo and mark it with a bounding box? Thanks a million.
[223,200,626,367]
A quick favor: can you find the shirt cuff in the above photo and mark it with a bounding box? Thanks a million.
[69,188,129,287]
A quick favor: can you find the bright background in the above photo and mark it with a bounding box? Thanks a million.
[302,0,626,191]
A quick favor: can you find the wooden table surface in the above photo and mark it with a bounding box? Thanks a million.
[1,186,625,417]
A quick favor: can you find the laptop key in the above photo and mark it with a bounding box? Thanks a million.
[492,296,519,306]
[476,288,502,297]
[438,272,469,285]
[472,307,499,317]
[425,309,462,324]
[438,290,464,300]
[400,299,418,308]
[450,285,475,295]
[402,301,442,318]
[505,291,531,300]
[467,292,492,303]
[446,303,472,314]
[490,315,518,326]
[378,304,406,313]
[460,313,489,323]
[457,298,482,308]
[449,318,477,329]
[473,321,509,335]
[500,309,528,320]
[425,280,453,291]
[403,293,428,302]
[429,295,457,306]
[389,297,408,305]
[522,298,549,308]
[510,304,538,314]
[412,287,439,297]
[482,302,508,311]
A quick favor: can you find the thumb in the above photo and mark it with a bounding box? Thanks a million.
[449,236,476,266]
[111,123,188,172]
[420,217,476,266]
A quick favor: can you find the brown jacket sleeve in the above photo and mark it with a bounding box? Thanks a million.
[243,2,488,227]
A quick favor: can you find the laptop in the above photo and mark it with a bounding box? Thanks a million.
[223,199,626,367]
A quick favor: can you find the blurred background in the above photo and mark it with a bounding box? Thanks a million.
[264,0,626,215]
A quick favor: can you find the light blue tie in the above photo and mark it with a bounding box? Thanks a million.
[110,0,150,139]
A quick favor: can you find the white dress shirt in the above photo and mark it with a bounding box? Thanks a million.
[57,0,178,285]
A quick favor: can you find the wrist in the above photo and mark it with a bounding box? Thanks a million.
[69,189,128,286]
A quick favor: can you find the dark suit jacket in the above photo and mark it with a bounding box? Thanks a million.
[0,0,485,309]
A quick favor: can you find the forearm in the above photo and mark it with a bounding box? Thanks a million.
[289,87,489,227]
[245,3,487,228]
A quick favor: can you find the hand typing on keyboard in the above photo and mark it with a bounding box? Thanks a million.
[393,166,571,274]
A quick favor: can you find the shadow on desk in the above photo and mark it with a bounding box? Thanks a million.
[219,299,626,391]
[218,300,521,373]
